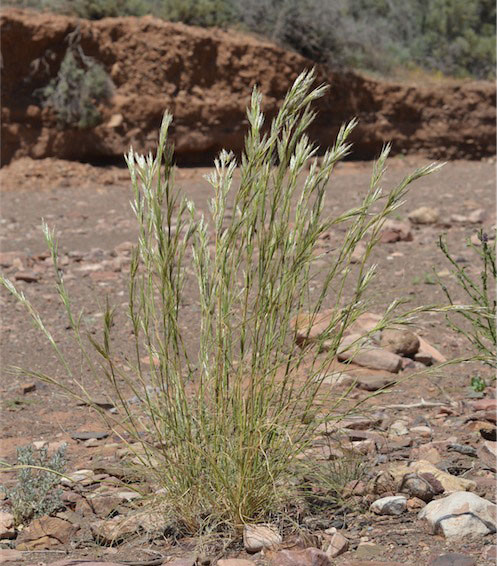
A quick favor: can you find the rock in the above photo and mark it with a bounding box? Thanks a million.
[399,473,442,502]
[325,531,349,558]
[477,441,497,472]
[391,460,476,493]
[354,542,383,560]
[468,209,485,223]
[88,493,126,518]
[380,328,420,356]
[370,495,407,515]
[419,492,496,539]
[472,398,497,411]
[408,206,439,225]
[292,309,336,346]
[350,241,367,264]
[91,516,136,545]
[346,312,382,336]
[380,219,413,243]
[90,271,120,282]
[0,511,15,539]
[243,524,282,553]
[410,425,432,438]
[20,381,36,394]
[267,547,331,566]
[428,553,476,566]
[71,431,109,441]
[414,336,446,365]
[16,516,78,550]
[0,549,23,564]
[0,251,26,268]
[61,469,96,486]
[14,271,39,283]
[410,443,442,465]
[338,336,403,373]
[355,374,397,391]
[106,113,123,128]
[217,561,256,566]
[389,419,409,436]
[407,497,426,510]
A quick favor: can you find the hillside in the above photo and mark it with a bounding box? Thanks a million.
[1,8,496,165]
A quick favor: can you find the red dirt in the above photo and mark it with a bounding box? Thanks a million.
[1,8,496,167]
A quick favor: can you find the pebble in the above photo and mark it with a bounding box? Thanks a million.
[0,511,15,540]
[389,420,409,436]
[410,425,432,438]
[408,206,439,225]
[14,271,39,282]
[325,531,349,558]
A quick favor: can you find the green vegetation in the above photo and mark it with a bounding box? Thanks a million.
[438,230,496,369]
[1,444,67,526]
[37,30,113,128]
[5,0,495,79]
[1,71,441,534]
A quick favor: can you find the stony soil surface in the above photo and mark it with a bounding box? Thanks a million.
[0,155,495,566]
[1,8,496,166]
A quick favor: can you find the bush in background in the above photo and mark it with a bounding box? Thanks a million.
[1,444,67,526]
[37,29,114,128]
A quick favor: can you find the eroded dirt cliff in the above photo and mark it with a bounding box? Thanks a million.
[1,8,495,166]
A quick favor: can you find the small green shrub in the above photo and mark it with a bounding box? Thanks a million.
[38,31,113,129]
[438,230,496,369]
[1,70,441,536]
[1,444,67,526]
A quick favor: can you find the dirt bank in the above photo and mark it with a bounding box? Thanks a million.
[1,8,495,166]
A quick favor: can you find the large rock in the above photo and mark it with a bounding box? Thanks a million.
[380,328,420,356]
[338,335,403,373]
[292,309,336,346]
[414,336,447,365]
[419,492,496,539]
[16,516,78,550]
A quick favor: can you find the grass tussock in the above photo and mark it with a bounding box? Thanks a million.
[0,70,443,536]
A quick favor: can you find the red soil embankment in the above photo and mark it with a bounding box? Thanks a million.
[1,9,495,166]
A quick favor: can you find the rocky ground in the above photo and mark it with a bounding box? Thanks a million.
[0,155,496,566]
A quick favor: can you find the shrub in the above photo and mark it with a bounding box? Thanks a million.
[438,230,496,369]
[38,30,113,129]
[1,444,67,526]
[1,70,441,535]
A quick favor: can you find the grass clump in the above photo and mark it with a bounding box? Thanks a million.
[1,70,441,536]
[38,29,113,129]
[438,230,496,369]
[1,444,67,526]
